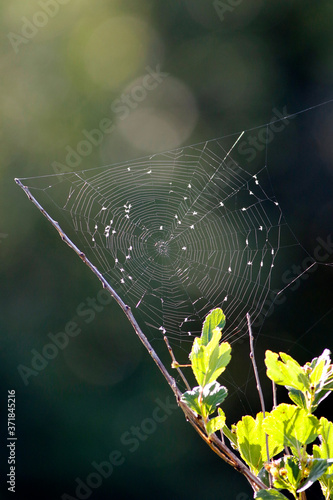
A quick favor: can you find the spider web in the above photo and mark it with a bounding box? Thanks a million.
[16,130,303,341]
[15,95,333,428]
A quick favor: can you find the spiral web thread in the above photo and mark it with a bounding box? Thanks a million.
[16,95,333,422]
[16,126,323,412]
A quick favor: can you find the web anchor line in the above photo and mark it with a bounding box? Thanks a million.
[14,130,310,353]
[14,125,314,399]
[276,262,317,296]
[14,177,267,493]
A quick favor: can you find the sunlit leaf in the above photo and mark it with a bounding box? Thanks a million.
[201,381,228,416]
[314,418,333,463]
[181,381,228,418]
[204,338,231,386]
[263,404,320,453]
[311,351,333,411]
[265,351,309,392]
[281,456,301,490]
[234,413,283,474]
[313,417,333,498]
[189,326,231,386]
[222,423,238,449]
[181,386,202,415]
[206,408,226,436]
[310,349,332,387]
[201,308,226,345]
[190,337,206,386]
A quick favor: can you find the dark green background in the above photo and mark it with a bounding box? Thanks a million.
[1,1,333,499]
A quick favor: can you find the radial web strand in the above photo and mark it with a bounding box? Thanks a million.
[15,129,321,408]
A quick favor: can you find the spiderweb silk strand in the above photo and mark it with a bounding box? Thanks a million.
[16,107,331,380]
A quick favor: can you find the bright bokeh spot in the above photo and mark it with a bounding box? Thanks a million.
[116,76,198,152]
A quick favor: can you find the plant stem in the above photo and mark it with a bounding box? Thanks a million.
[247,313,266,417]
[163,335,191,391]
[247,313,271,486]
[15,178,268,494]
[272,381,277,409]
[15,179,179,398]
[178,399,267,492]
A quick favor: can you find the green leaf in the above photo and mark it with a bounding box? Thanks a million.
[263,455,301,492]
[222,423,238,449]
[181,386,203,415]
[189,326,231,386]
[311,351,333,410]
[181,381,228,418]
[255,489,289,499]
[200,327,223,382]
[316,473,333,500]
[189,337,206,386]
[234,413,284,474]
[258,466,270,488]
[265,350,333,414]
[316,418,333,462]
[201,308,226,345]
[206,408,226,436]
[298,459,333,493]
[263,404,320,454]
[201,381,228,415]
[310,349,332,387]
[317,473,333,500]
[310,358,326,387]
[280,456,301,490]
[287,388,307,410]
[313,418,333,499]
[313,388,333,411]
[265,351,309,392]
[204,339,232,386]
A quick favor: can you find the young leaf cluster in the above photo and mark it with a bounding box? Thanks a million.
[181,308,230,432]
[178,308,333,500]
